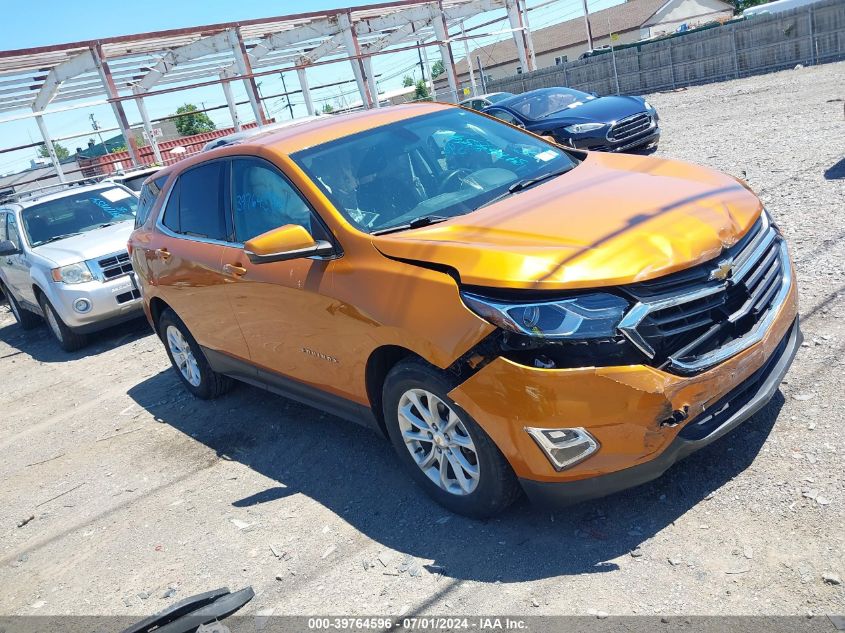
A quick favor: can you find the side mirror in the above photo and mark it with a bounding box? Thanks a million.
[0,239,20,256]
[244,224,334,265]
[590,92,599,98]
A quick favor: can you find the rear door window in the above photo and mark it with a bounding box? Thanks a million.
[7,214,22,249]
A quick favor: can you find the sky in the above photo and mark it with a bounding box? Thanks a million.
[0,0,621,175]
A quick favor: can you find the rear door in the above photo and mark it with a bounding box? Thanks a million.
[148,160,249,360]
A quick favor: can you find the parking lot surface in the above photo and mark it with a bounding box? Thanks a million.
[1,61,843,617]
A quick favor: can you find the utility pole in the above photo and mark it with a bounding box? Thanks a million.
[417,46,427,83]
[89,113,106,150]
[581,0,594,51]
[279,72,295,119]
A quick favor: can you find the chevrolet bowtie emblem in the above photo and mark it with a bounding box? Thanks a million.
[710,258,734,281]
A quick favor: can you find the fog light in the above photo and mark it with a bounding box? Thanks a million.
[73,298,92,313]
[526,427,599,471]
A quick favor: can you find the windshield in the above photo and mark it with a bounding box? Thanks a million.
[486,92,512,104]
[291,108,578,234]
[22,186,138,247]
[506,87,597,120]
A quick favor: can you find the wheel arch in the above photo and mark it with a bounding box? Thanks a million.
[365,344,423,437]
[148,296,172,337]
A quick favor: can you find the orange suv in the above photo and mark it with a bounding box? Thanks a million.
[129,103,799,518]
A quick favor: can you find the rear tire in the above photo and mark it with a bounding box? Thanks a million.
[158,308,233,399]
[383,358,521,518]
[2,283,40,330]
[39,295,87,351]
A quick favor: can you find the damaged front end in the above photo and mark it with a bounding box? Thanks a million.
[442,211,800,504]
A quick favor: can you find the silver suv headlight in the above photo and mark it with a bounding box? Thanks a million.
[461,291,629,340]
[51,262,94,284]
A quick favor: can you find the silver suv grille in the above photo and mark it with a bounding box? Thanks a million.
[97,251,133,281]
[607,113,653,143]
[618,213,791,374]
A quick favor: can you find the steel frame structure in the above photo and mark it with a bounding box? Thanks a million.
[0,0,536,182]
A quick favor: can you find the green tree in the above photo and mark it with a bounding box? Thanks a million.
[729,0,770,11]
[414,79,432,102]
[431,60,445,78]
[37,142,70,160]
[173,103,216,136]
[402,74,414,87]
[322,102,334,113]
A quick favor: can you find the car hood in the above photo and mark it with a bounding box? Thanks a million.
[32,221,135,267]
[372,152,762,290]
[532,95,646,126]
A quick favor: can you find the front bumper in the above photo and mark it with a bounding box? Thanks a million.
[520,317,801,506]
[568,128,660,153]
[447,276,799,505]
[46,273,143,333]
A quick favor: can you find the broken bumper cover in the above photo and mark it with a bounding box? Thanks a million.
[520,316,801,506]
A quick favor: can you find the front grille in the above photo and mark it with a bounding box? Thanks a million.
[607,112,652,143]
[678,321,793,441]
[620,214,788,374]
[97,251,133,280]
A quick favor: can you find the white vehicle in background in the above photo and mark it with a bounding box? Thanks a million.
[0,183,143,351]
[458,92,514,111]
[105,165,162,192]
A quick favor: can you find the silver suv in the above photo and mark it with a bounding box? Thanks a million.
[0,183,143,351]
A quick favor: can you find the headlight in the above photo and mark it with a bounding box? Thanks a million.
[461,291,629,339]
[51,262,93,284]
[526,427,599,470]
[643,99,654,111]
[563,122,606,134]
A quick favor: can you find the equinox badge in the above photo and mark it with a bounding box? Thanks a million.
[709,258,735,282]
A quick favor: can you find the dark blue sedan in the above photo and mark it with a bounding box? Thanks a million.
[481,87,660,153]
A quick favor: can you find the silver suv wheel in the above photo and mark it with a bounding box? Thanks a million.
[166,325,202,387]
[397,388,480,496]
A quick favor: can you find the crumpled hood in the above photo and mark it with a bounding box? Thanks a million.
[372,152,762,290]
[32,221,134,267]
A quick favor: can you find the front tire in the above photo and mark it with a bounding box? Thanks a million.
[39,295,87,351]
[383,359,521,518]
[158,309,233,400]
[2,283,39,330]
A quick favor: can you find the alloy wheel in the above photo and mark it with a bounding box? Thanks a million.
[397,388,480,496]
[166,325,202,387]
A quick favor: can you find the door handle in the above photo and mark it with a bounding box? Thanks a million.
[223,263,247,277]
[155,248,171,261]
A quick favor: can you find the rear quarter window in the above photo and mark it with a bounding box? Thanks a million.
[136,175,169,229]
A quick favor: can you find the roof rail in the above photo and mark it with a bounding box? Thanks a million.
[0,175,108,205]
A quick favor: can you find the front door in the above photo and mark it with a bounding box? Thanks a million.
[149,160,249,361]
[220,157,344,396]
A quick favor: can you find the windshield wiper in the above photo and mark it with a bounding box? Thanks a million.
[34,232,83,246]
[478,166,575,210]
[372,215,449,236]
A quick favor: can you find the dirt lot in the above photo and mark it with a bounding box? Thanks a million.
[1,61,843,619]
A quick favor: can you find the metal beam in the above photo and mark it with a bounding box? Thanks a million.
[297,67,315,116]
[90,44,141,168]
[138,31,232,92]
[32,50,96,111]
[505,0,532,73]
[227,27,268,126]
[33,113,66,183]
[132,86,162,164]
[339,12,373,109]
[432,3,459,101]
[249,18,339,64]
[220,70,242,132]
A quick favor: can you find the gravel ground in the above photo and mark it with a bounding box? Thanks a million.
[0,61,843,619]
